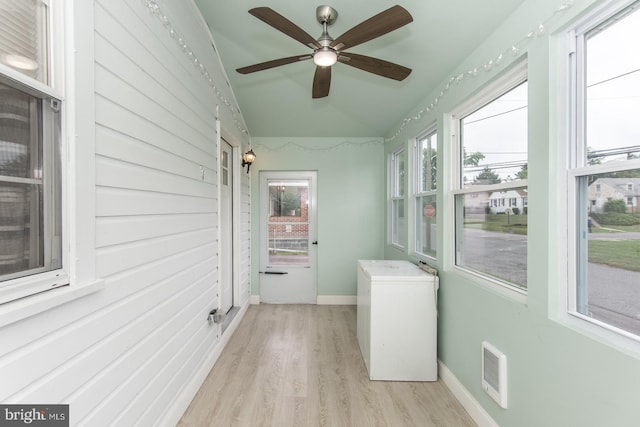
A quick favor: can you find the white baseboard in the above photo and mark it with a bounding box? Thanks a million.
[316,295,356,305]
[250,295,356,305]
[438,360,499,427]
[161,302,250,426]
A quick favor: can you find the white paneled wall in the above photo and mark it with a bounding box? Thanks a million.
[0,0,251,425]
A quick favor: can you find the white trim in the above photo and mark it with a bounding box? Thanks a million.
[250,294,260,305]
[453,179,528,195]
[160,301,250,426]
[451,59,528,121]
[560,0,640,353]
[438,360,499,427]
[451,265,527,304]
[0,279,104,328]
[448,59,529,298]
[316,295,356,305]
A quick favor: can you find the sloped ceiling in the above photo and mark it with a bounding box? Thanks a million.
[195,0,528,138]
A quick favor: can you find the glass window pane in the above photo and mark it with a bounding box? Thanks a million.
[391,199,405,247]
[416,195,437,258]
[0,182,43,277]
[456,189,528,289]
[0,83,42,178]
[0,0,49,83]
[579,169,640,335]
[418,133,437,192]
[461,82,528,187]
[267,180,309,266]
[585,7,640,165]
[393,148,406,197]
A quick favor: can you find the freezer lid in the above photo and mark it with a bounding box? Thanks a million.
[358,260,435,282]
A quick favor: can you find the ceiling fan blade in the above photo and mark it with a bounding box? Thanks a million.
[338,52,411,81]
[330,5,412,51]
[236,55,311,74]
[312,66,331,99]
[249,7,321,49]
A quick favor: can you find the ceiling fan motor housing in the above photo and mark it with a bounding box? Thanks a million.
[316,6,338,26]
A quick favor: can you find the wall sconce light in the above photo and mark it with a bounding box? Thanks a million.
[241,149,256,173]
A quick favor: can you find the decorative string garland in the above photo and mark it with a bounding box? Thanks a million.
[137,0,251,142]
[384,0,575,143]
[253,139,383,152]
[137,0,576,149]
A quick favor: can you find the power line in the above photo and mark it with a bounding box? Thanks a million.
[463,105,527,126]
[587,67,640,88]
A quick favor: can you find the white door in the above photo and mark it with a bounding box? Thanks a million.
[260,171,317,303]
[220,139,234,313]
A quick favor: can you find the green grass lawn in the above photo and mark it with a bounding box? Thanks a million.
[592,224,640,233]
[588,240,640,271]
[465,214,528,235]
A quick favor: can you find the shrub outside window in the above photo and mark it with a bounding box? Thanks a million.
[452,63,528,291]
[569,2,640,339]
[415,129,437,259]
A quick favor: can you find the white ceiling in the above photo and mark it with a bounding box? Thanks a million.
[194,0,528,138]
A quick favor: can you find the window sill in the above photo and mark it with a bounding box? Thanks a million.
[452,266,527,305]
[552,311,640,359]
[0,279,105,328]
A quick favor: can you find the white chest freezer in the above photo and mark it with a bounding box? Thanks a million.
[357,260,438,381]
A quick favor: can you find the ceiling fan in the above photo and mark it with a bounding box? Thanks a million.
[236,5,413,98]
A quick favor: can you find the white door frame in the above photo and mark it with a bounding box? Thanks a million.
[259,170,318,303]
[218,128,242,313]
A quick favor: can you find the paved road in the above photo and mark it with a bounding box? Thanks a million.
[462,228,640,334]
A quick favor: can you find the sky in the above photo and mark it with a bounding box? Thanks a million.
[458,4,640,184]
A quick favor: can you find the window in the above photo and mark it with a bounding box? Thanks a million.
[0,0,65,304]
[569,1,640,339]
[0,1,49,84]
[390,147,406,248]
[415,128,437,259]
[452,62,528,291]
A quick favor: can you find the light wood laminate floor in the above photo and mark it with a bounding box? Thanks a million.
[178,304,477,427]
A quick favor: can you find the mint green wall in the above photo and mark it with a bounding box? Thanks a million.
[383,0,640,426]
[250,138,385,297]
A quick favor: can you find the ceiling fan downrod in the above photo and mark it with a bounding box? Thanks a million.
[313,6,338,66]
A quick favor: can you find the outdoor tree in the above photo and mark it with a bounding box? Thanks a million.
[475,166,501,184]
[516,163,528,179]
[464,150,485,167]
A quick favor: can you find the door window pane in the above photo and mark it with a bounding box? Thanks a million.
[267,180,309,266]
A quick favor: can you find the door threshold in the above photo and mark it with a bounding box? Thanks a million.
[221,306,241,334]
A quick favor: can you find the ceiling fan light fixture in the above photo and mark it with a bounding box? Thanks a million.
[313,47,337,67]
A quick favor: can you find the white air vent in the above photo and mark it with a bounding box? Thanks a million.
[482,341,508,409]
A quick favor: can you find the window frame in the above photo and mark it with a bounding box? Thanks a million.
[566,0,640,345]
[449,60,529,300]
[413,125,438,260]
[389,145,407,249]
[0,0,103,324]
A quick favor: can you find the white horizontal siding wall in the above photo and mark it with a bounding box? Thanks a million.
[0,0,251,425]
